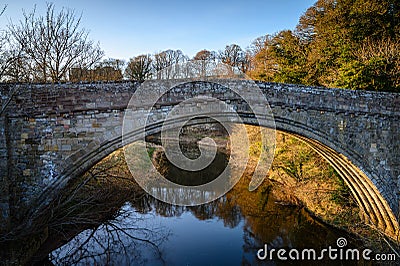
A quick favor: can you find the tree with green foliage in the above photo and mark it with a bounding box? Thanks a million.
[248,0,399,92]
[297,0,400,91]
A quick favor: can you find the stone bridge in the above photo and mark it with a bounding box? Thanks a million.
[0,80,399,239]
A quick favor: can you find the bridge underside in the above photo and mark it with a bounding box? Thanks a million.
[31,116,399,240]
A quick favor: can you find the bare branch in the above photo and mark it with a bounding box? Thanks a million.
[8,3,104,82]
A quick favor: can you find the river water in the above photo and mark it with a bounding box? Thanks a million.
[49,198,364,265]
[43,144,366,266]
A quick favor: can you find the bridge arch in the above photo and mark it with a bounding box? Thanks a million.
[34,113,399,240]
[1,81,398,240]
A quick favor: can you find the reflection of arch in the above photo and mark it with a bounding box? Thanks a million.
[42,114,399,240]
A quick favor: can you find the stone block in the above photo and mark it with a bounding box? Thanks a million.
[61,145,72,151]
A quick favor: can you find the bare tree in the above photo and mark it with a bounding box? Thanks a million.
[2,48,31,82]
[248,36,269,56]
[219,44,244,68]
[153,49,187,79]
[8,3,104,82]
[153,51,168,79]
[0,5,19,81]
[125,54,153,81]
[0,35,14,81]
[193,49,215,61]
[101,58,125,74]
[192,49,218,77]
[218,44,252,74]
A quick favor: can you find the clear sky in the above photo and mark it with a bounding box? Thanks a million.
[0,0,316,60]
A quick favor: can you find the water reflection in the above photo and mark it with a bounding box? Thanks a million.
[47,145,365,266]
[159,150,228,186]
[49,194,364,266]
[50,203,169,265]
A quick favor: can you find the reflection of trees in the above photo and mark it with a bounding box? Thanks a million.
[132,194,243,229]
[46,150,142,233]
[149,197,185,218]
[214,197,242,228]
[50,203,170,265]
[27,149,167,265]
[156,150,229,186]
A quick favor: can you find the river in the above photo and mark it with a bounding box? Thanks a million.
[40,140,367,266]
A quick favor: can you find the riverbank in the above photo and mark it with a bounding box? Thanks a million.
[235,125,399,253]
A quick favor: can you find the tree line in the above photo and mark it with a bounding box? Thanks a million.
[247,0,399,92]
[0,1,398,92]
[0,3,252,83]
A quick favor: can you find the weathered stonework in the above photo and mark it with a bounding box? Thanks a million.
[0,80,399,239]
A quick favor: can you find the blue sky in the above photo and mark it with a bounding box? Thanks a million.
[0,0,316,59]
